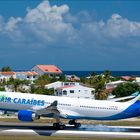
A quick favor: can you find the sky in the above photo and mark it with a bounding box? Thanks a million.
[0,0,140,71]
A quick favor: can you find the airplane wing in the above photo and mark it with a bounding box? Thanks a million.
[35,101,69,118]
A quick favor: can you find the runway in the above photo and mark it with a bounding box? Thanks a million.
[0,122,140,139]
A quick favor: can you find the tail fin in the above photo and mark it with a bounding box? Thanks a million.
[127,91,140,104]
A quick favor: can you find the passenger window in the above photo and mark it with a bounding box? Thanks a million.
[63,90,67,95]
[70,90,74,93]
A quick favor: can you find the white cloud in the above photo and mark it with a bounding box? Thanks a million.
[104,13,140,38]
[5,17,22,31]
[25,1,69,26]
[79,13,140,43]
[111,13,122,20]
[1,1,140,49]
[23,0,75,44]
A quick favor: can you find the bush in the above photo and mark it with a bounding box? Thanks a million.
[0,87,5,91]
[112,83,140,97]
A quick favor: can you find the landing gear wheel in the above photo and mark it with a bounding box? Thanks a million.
[53,123,66,130]
[69,120,75,125]
[69,120,81,128]
[59,124,66,130]
[74,123,81,128]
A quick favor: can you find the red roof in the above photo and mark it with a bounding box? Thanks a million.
[36,65,62,73]
[17,71,38,76]
[0,71,15,75]
[121,76,132,81]
[57,86,74,90]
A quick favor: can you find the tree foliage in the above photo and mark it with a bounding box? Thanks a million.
[0,87,5,91]
[112,83,140,97]
[31,85,54,95]
[88,75,105,92]
[1,66,12,72]
[104,70,111,78]
[34,74,51,88]
[103,70,111,82]
[95,90,108,100]
[6,78,30,92]
[81,70,112,93]
[33,74,60,95]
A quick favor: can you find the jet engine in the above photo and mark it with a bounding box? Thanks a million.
[18,110,40,122]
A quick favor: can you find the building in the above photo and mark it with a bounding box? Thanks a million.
[106,80,126,92]
[0,72,16,82]
[120,76,134,81]
[16,71,38,82]
[133,77,140,86]
[31,65,62,77]
[55,85,95,99]
[45,81,80,89]
[65,75,80,81]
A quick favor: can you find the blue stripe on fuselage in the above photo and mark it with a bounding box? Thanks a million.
[66,101,140,120]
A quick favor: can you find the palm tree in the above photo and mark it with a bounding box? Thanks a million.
[95,89,108,100]
[90,71,97,77]
[103,70,111,79]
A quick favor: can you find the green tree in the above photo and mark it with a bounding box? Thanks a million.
[90,75,105,92]
[50,75,57,83]
[31,85,54,95]
[112,83,140,97]
[6,78,30,92]
[59,75,66,81]
[90,71,97,77]
[0,87,5,91]
[80,77,86,84]
[103,70,111,82]
[95,90,108,100]
[1,66,12,72]
[34,74,51,88]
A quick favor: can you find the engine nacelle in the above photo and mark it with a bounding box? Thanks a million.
[18,110,40,122]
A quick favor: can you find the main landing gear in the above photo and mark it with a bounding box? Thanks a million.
[53,122,66,130]
[53,116,66,130]
[53,116,81,130]
[53,120,81,129]
[69,119,81,128]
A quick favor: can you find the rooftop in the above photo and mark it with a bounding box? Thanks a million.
[0,71,16,75]
[36,65,62,73]
[17,71,38,76]
[106,80,126,85]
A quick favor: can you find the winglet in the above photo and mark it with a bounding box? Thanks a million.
[127,91,140,104]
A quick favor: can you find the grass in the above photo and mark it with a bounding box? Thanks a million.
[0,135,134,140]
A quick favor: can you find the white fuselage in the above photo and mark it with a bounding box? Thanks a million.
[0,91,138,120]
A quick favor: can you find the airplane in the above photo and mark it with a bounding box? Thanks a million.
[0,91,140,129]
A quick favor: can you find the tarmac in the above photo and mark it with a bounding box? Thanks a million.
[0,122,140,139]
